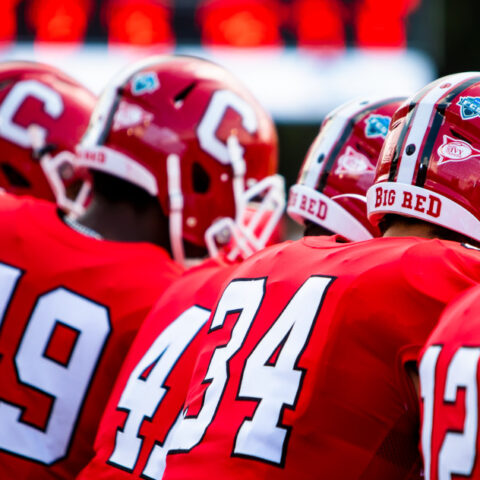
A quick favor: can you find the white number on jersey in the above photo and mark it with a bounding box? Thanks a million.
[108,306,210,479]
[0,263,111,465]
[420,345,480,480]
[169,275,334,466]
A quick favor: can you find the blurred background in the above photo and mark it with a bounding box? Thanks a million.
[0,0,471,188]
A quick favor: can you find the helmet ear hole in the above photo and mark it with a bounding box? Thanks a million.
[192,162,210,193]
[0,163,31,188]
[355,142,371,157]
[449,128,469,142]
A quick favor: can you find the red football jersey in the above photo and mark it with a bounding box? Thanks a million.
[162,235,480,480]
[76,255,239,480]
[419,283,480,480]
[0,194,183,479]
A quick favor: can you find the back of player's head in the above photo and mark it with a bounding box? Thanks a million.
[367,72,480,243]
[76,54,284,265]
[0,61,96,213]
[287,96,405,241]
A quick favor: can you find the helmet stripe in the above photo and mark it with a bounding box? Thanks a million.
[395,72,480,185]
[415,75,480,186]
[317,97,404,192]
[303,97,402,192]
[301,100,361,189]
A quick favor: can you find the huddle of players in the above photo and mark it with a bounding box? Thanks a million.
[0,57,478,480]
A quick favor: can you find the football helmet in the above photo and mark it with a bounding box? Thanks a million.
[367,72,480,242]
[288,96,405,241]
[0,61,96,214]
[76,55,283,264]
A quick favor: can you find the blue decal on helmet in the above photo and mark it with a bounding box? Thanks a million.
[458,97,480,120]
[365,115,391,139]
[131,72,160,96]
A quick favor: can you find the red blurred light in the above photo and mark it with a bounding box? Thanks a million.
[356,0,420,48]
[104,0,174,46]
[28,0,91,43]
[293,0,345,48]
[197,0,283,47]
[0,1,19,42]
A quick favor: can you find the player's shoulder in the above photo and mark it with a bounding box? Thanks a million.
[429,284,480,345]
[0,193,58,244]
[113,245,183,288]
[392,238,480,304]
[0,192,53,217]
[400,238,480,277]
[156,256,236,307]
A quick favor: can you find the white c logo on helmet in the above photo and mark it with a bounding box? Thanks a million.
[0,80,63,148]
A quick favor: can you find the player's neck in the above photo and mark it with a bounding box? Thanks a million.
[382,222,439,239]
[73,195,172,250]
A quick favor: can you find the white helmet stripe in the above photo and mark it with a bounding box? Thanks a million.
[302,96,399,189]
[302,98,369,187]
[396,72,480,185]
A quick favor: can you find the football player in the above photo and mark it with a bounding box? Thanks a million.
[162,72,480,480]
[419,285,480,480]
[0,61,95,213]
[75,96,402,480]
[287,96,405,240]
[0,55,278,479]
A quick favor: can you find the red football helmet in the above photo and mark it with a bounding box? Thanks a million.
[0,61,96,213]
[288,96,405,241]
[367,72,480,242]
[76,55,283,264]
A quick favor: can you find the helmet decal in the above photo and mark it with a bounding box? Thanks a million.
[288,96,406,241]
[437,135,480,165]
[367,71,480,243]
[364,114,391,139]
[457,96,480,120]
[131,71,160,96]
[334,146,375,175]
[0,80,63,148]
[112,101,153,131]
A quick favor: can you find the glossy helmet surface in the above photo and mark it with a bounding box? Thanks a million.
[367,72,480,242]
[0,61,96,213]
[76,55,283,264]
[288,96,405,241]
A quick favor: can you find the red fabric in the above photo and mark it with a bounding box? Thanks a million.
[0,194,182,479]
[161,235,480,480]
[76,255,238,479]
[419,284,480,480]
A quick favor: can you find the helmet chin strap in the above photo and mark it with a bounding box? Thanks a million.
[170,135,284,265]
[204,135,251,259]
[167,153,186,265]
[169,138,248,265]
[227,135,247,220]
[205,135,286,261]
[28,125,90,217]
